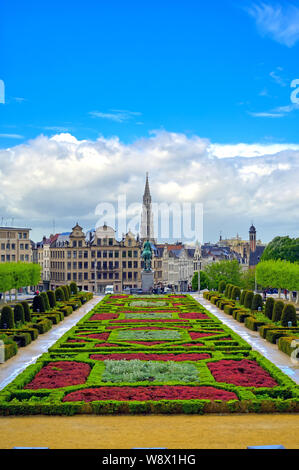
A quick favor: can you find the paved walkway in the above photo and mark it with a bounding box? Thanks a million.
[0,295,102,390]
[192,294,299,384]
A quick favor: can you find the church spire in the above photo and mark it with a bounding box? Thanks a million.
[140,172,155,243]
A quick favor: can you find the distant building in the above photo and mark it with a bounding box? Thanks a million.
[0,226,32,263]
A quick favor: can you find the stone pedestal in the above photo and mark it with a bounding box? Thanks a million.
[142,270,154,293]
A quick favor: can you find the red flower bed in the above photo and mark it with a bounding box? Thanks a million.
[25,361,91,389]
[207,359,278,387]
[179,313,209,319]
[110,295,128,298]
[120,310,178,313]
[189,332,219,340]
[63,385,238,402]
[78,333,110,341]
[90,353,211,361]
[89,314,119,320]
[179,343,204,347]
[95,343,124,347]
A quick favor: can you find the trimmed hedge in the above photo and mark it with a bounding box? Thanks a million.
[281,304,297,327]
[14,304,25,325]
[0,305,15,329]
[265,297,275,320]
[20,301,31,322]
[272,300,284,323]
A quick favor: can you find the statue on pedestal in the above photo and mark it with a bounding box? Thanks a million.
[141,239,152,272]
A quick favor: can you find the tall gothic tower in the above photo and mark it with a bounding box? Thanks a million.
[249,224,256,253]
[140,172,155,243]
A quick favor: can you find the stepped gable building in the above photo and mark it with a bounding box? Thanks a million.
[49,222,141,293]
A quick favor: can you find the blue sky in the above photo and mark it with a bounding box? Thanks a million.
[1,0,299,146]
[0,1,299,244]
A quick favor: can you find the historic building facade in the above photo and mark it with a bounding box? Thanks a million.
[0,226,32,263]
[49,223,142,293]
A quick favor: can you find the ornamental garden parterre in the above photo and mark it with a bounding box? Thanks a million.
[0,293,298,415]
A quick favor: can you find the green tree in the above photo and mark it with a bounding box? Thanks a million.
[241,267,256,290]
[218,280,226,293]
[47,290,56,309]
[70,282,78,295]
[32,295,46,313]
[55,287,65,302]
[204,259,243,289]
[191,271,211,291]
[231,286,241,300]
[40,292,50,311]
[261,236,299,263]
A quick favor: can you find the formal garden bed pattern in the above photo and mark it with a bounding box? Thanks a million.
[0,293,298,415]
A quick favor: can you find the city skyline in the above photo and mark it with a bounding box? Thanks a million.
[0,1,298,244]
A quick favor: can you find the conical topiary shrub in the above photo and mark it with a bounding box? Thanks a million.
[272,300,284,322]
[240,290,247,305]
[281,304,297,327]
[61,285,70,301]
[47,290,56,309]
[70,282,78,295]
[251,293,263,311]
[0,305,15,329]
[14,303,25,325]
[32,294,46,313]
[55,287,65,302]
[218,280,226,294]
[264,297,275,319]
[231,286,241,301]
[40,292,50,311]
[21,301,31,322]
[244,291,254,309]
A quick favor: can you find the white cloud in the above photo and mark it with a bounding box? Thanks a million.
[0,133,24,139]
[89,109,142,123]
[247,2,299,47]
[0,131,298,243]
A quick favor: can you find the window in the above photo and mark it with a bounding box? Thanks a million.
[109,273,113,279]
[18,233,22,239]
[78,251,82,258]
[109,238,113,246]
[6,243,10,250]
[103,261,107,269]
[1,255,4,261]
[109,261,113,269]
[128,239,132,247]
[73,262,77,269]
[128,250,132,258]
[128,272,132,279]
[25,244,29,250]
[97,272,101,279]
[115,261,119,269]
[134,261,138,268]
[67,273,71,281]
[78,262,82,269]
[20,243,24,250]
[73,251,77,258]
[134,250,138,258]
[25,255,29,261]
[84,273,88,280]
[78,240,82,247]
[97,238,101,246]
[67,251,71,259]
[84,262,88,269]
[84,251,88,258]
[23,233,27,239]
[115,272,119,279]
[12,255,15,261]
[73,273,77,280]
[97,262,101,269]
[103,251,107,258]
[128,261,132,268]
[67,262,71,269]
[20,255,24,261]
[1,244,4,250]
[78,273,82,281]
[103,272,107,279]
[122,250,126,257]
[91,261,95,269]
[114,251,119,258]
[73,241,77,247]
[91,251,95,258]
[109,251,113,258]
[97,251,101,258]
[122,261,126,268]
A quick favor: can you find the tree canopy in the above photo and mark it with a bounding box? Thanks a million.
[0,263,41,293]
[203,259,243,289]
[256,260,299,291]
[261,236,299,263]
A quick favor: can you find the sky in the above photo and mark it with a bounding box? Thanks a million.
[0,0,299,244]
